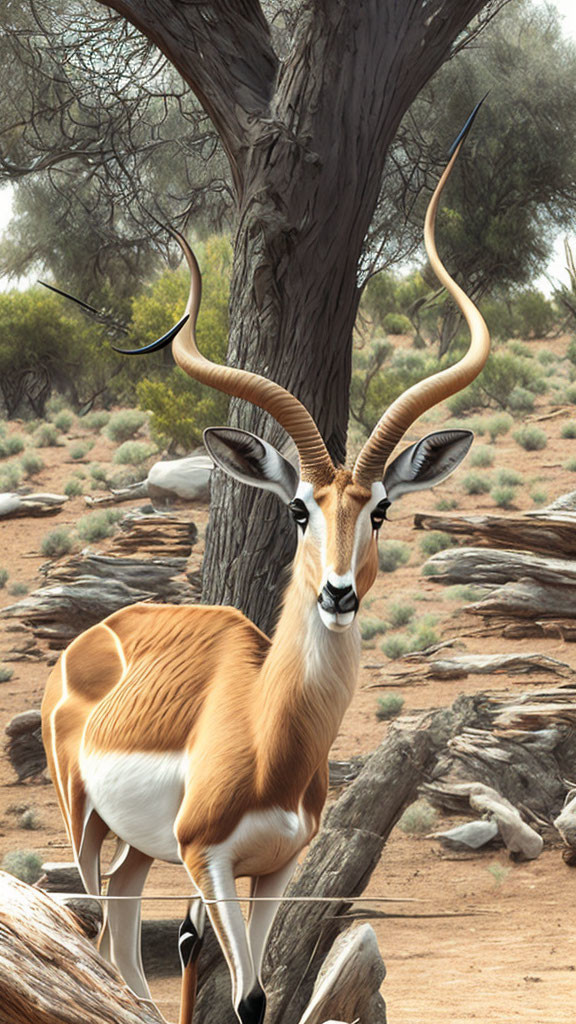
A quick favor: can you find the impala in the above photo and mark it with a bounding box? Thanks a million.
[42,108,490,1024]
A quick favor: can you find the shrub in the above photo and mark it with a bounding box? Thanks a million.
[435,497,459,511]
[19,451,44,478]
[378,540,411,573]
[381,633,413,659]
[0,568,8,588]
[376,693,405,721]
[0,665,14,683]
[360,618,387,641]
[566,383,576,405]
[512,426,547,451]
[495,468,523,487]
[530,488,547,506]
[3,433,26,456]
[34,423,60,447]
[1,849,43,884]
[19,809,40,831]
[444,584,487,602]
[89,463,108,482]
[8,582,28,597]
[507,386,535,413]
[112,440,155,466]
[105,409,148,443]
[83,410,110,430]
[565,457,576,472]
[486,413,513,443]
[386,602,415,628]
[469,446,494,468]
[77,509,122,543]
[69,443,90,461]
[52,410,75,432]
[462,472,492,495]
[419,531,455,557]
[562,422,576,439]
[41,528,74,558]
[64,477,84,497]
[383,312,412,335]
[0,463,22,490]
[491,486,516,509]
[397,799,437,835]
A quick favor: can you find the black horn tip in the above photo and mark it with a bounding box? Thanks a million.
[448,92,489,158]
[111,313,189,355]
[38,280,101,316]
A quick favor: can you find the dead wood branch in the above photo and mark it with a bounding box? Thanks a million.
[0,492,68,518]
[414,511,576,558]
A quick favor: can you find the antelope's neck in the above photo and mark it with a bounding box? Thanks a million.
[253,569,361,797]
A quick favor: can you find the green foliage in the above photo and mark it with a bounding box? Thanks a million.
[496,468,523,487]
[462,472,492,495]
[105,410,148,444]
[136,237,232,450]
[530,488,547,506]
[507,386,535,413]
[381,622,439,658]
[19,809,40,830]
[376,694,405,721]
[491,485,516,509]
[0,665,14,682]
[561,422,576,439]
[469,446,494,468]
[512,426,547,451]
[82,410,110,430]
[566,383,576,405]
[34,423,60,447]
[9,582,28,597]
[76,509,122,543]
[68,443,90,461]
[351,346,440,434]
[435,497,459,511]
[419,532,455,557]
[444,584,487,603]
[447,351,545,415]
[52,409,75,432]
[397,799,437,835]
[64,478,84,497]
[565,457,576,472]
[41,528,74,558]
[2,434,26,456]
[19,451,44,478]
[0,463,22,489]
[112,440,155,466]
[1,849,43,884]
[486,413,513,443]
[0,568,8,588]
[378,540,411,573]
[360,618,387,641]
[386,602,415,628]
[513,290,557,338]
[382,313,412,335]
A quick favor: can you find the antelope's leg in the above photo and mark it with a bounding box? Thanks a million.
[99,845,154,1001]
[180,848,264,1024]
[247,854,299,987]
[76,807,109,894]
[178,897,206,1024]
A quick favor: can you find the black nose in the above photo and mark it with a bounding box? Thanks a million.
[318,581,359,615]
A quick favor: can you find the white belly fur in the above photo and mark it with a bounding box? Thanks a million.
[79,749,186,863]
[207,805,315,878]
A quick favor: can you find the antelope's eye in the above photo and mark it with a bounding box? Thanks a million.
[371,499,391,531]
[289,498,309,532]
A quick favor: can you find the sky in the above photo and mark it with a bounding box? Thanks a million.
[1,0,576,293]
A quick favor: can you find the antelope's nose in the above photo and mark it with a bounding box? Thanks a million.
[318,581,359,615]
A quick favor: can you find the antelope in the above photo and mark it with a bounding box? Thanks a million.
[41,108,490,1024]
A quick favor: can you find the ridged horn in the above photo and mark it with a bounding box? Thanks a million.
[353,99,490,489]
[168,230,335,487]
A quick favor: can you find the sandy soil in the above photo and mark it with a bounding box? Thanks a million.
[2,335,576,1022]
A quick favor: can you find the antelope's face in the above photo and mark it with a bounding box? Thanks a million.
[290,471,385,632]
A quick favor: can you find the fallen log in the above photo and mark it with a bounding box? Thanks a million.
[388,652,573,683]
[44,552,197,604]
[414,510,576,558]
[425,546,576,589]
[109,511,198,558]
[468,579,576,621]
[0,492,68,518]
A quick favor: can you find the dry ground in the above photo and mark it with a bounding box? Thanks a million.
[2,333,576,1022]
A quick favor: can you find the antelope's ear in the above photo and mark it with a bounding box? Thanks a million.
[203,427,299,503]
[383,429,473,502]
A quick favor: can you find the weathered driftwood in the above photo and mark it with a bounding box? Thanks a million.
[414,510,576,558]
[5,710,46,782]
[0,873,164,1024]
[109,510,198,557]
[449,782,543,859]
[0,492,68,518]
[430,819,500,851]
[554,791,576,863]
[389,651,573,683]
[44,552,199,605]
[85,455,212,509]
[425,546,576,589]
[298,925,386,1024]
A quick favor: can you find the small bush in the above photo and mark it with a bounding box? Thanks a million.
[82,410,110,430]
[3,434,26,456]
[19,451,44,478]
[360,618,387,641]
[565,457,576,472]
[469,446,494,468]
[562,422,576,439]
[1,849,43,884]
[462,472,492,495]
[383,312,412,335]
[34,423,60,447]
[376,693,405,721]
[444,584,487,602]
[69,443,90,461]
[378,540,411,573]
[0,665,14,683]
[487,863,511,887]
[41,528,74,558]
[112,440,155,466]
[566,383,576,405]
[397,799,438,835]
[419,531,455,558]
[52,410,75,432]
[105,410,148,443]
[381,633,413,659]
[486,413,513,443]
[530,488,547,506]
[0,568,8,588]
[435,497,459,511]
[386,602,415,628]
[77,509,122,543]
[89,463,108,482]
[491,486,516,509]
[0,464,22,490]
[64,478,84,497]
[9,582,28,597]
[507,386,535,413]
[495,468,523,487]
[19,809,41,831]
[512,426,547,451]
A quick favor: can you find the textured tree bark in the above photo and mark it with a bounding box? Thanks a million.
[414,510,576,558]
[95,0,495,631]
